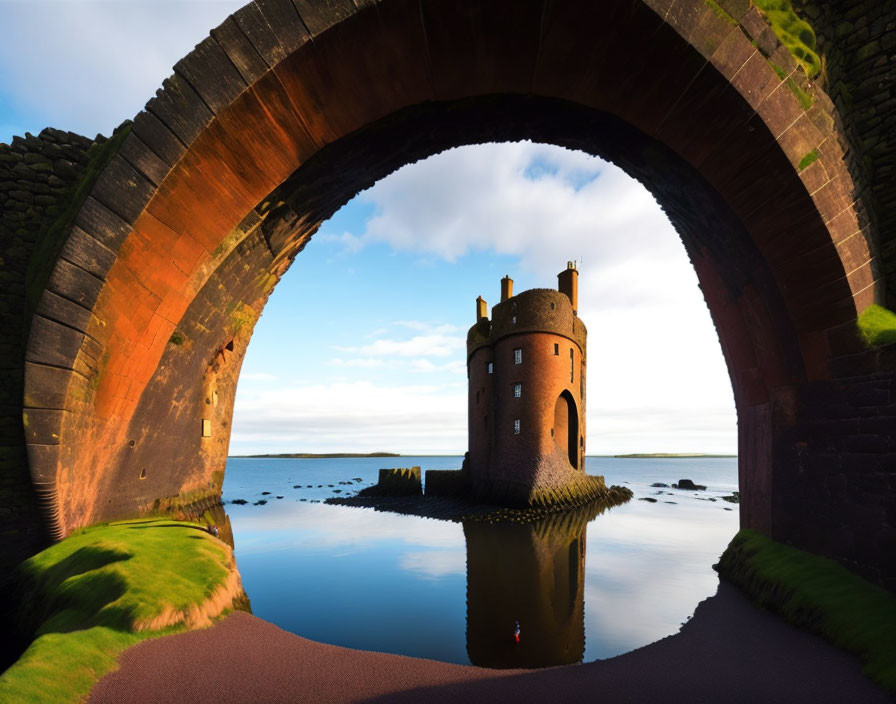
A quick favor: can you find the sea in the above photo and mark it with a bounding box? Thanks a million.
[222,456,739,668]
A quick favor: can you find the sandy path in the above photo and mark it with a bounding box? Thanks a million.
[88,582,890,703]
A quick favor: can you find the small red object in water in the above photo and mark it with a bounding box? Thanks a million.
[514,633,520,644]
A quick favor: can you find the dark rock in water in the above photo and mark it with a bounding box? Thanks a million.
[317,485,323,488]
[307,485,313,488]
[333,489,342,493]
[721,492,740,504]
[673,479,706,490]
[254,499,268,506]
[327,484,334,487]
[639,497,658,503]
[261,491,271,495]
[276,496,284,499]
[664,501,677,504]
[299,498,307,502]
[353,478,363,482]
[723,507,733,511]
[651,482,669,488]
[231,499,248,505]
[293,485,301,489]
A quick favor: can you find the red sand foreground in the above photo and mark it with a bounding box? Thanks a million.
[88,582,888,703]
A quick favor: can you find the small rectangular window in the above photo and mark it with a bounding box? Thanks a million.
[570,348,574,382]
[512,315,517,324]
[487,361,493,374]
[514,383,521,398]
[514,419,520,434]
[514,348,522,364]
[554,343,559,355]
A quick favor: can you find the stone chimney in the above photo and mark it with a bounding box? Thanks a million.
[501,275,513,301]
[476,296,488,321]
[558,262,578,314]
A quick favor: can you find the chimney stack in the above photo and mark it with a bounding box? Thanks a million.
[558,261,578,314]
[476,296,488,321]
[501,275,513,302]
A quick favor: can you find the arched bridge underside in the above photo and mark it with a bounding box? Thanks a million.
[21,0,895,587]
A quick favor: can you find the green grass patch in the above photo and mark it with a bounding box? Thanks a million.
[752,0,821,78]
[716,529,896,694]
[0,518,235,704]
[798,149,819,171]
[857,304,896,347]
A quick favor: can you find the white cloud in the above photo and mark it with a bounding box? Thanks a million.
[346,142,677,280]
[333,322,465,359]
[231,379,467,454]
[0,1,244,142]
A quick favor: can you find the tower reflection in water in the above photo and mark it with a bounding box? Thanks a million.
[464,504,603,669]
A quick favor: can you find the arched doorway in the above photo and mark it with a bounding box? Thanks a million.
[554,390,579,470]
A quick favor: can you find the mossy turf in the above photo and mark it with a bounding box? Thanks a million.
[0,519,234,704]
[716,529,896,694]
[753,0,821,78]
[857,304,896,347]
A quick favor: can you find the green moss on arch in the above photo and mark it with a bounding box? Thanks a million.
[797,149,819,171]
[753,0,821,78]
[857,304,896,347]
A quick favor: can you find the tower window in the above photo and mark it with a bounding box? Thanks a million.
[487,361,493,374]
[512,315,517,324]
[514,348,522,364]
[570,348,574,382]
[514,383,521,398]
[554,343,559,355]
[514,419,520,434]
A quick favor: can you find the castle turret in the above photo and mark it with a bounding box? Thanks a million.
[466,266,605,508]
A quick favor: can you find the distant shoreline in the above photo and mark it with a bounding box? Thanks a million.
[229,452,737,459]
[611,453,737,459]
[233,452,401,459]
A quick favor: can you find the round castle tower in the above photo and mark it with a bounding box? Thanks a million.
[466,263,606,507]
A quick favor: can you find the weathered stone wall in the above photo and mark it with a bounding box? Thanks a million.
[0,129,100,576]
[794,1,896,307]
[773,344,896,589]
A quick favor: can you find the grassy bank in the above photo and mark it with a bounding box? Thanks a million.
[0,519,241,703]
[716,529,896,694]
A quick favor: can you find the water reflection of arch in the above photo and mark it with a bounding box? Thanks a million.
[553,390,579,470]
[464,504,604,668]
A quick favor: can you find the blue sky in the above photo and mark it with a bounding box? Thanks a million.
[2,0,737,455]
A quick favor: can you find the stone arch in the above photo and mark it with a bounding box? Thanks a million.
[20,0,893,586]
[553,390,578,470]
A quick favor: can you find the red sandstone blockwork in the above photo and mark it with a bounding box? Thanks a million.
[18,0,894,588]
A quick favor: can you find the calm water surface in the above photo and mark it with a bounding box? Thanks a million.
[222,456,738,667]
